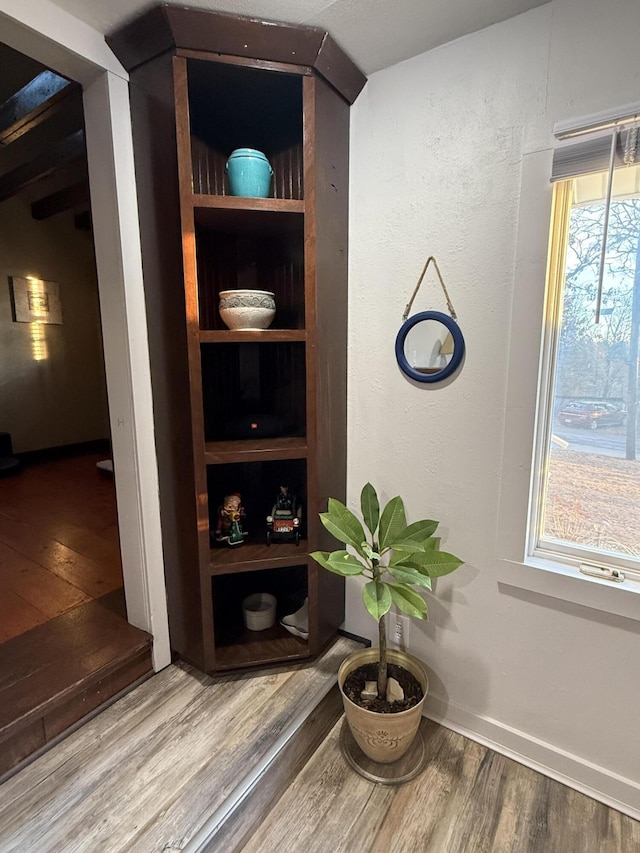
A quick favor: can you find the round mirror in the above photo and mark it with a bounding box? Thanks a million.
[395,311,465,383]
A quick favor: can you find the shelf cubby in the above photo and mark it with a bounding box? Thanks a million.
[207,457,307,545]
[200,341,306,442]
[195,216,305,331]
[187,59,304,200]
[212,566,309,669]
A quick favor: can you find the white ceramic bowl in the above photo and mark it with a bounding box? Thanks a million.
[242,592,277,631]
[219,289,276,330]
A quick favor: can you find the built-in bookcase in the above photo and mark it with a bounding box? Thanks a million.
[108,6,365,673]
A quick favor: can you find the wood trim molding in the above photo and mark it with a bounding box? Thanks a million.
[106,4,366,105]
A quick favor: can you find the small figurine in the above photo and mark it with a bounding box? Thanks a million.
[266,484,302,545]
[214,493,248,546]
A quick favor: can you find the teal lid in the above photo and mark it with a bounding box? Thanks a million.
[228,148,269,161]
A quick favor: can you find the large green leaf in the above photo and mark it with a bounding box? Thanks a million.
[418,550,464,577]
[310,550,366,576]
[362,580,392,621]
[360,483,380,537]
[390,549,433,569]
[378,496,407,550]
[387,564,432,590]
[390,542,455,569]
[390,548,415,566]
[387,582,428,619]
[319,498,366,555]
[397,518,439,543]
[387,540,427,554]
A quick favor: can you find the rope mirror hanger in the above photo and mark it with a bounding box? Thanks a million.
[395,256,465,384]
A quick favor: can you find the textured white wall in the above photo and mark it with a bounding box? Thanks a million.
[0,196,109,451]
[347,0,640,813]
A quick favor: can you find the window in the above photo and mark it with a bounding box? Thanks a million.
[531,152,640,580]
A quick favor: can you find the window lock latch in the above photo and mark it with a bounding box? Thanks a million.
[579,564,625,583]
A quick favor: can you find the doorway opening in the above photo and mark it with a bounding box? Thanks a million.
[0,41,153,780]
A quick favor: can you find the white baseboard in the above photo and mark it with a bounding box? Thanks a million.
[425,694,640,822]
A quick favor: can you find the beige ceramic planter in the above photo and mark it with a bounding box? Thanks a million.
[338,648,428,764]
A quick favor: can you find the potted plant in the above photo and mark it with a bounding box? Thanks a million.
[311,483,463,764]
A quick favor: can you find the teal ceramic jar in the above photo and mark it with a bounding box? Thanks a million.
[225,148,273,198]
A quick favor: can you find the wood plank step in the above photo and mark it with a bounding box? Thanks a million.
[0,595,152,778]
[197,685,344,852]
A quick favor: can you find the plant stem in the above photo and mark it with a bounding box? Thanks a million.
[372,557,388,700]
[378,614,388,700]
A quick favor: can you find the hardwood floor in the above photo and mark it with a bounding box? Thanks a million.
[0,447,151,778]
[0,448,123,641]
[2,647,636,853]
[0,636,361,852]
[232,716,640,853]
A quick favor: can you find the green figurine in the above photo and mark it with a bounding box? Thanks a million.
[215,493,248,546]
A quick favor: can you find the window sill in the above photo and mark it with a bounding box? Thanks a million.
[497,557,640,623]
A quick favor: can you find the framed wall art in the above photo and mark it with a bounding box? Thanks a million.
[9,276,63,325]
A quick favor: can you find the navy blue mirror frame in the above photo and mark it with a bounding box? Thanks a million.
[395,310,465,383]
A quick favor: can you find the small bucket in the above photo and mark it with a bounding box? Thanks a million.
[225,148,273,198]
[242,593,277,631]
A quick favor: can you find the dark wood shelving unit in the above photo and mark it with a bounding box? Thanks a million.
[108,5,365,674]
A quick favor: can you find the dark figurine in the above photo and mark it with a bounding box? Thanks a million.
[214,493,248,546]
[266,485,302,545]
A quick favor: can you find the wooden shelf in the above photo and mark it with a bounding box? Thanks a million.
[209,541,308,575]
[200,329,306,343]
[193,195,304,234]
[205,436,307,464]
[213,624,308,671]
[193,194,304,213]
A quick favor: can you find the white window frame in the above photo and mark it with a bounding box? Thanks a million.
[496,149,640,621]
[529,178,640,582]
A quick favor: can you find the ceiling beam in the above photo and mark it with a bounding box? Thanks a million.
[31,179,89,219]
[0,129,85,203]
[0,70,78,147]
